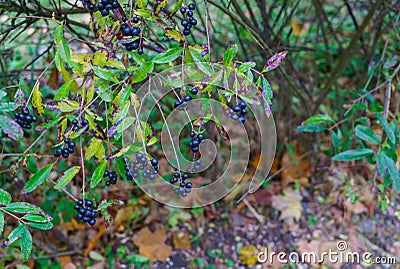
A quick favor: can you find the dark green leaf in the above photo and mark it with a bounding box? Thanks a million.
[355,125,381,144]
[375,113,395,144]
[153,47,183,64]
[0,188,12,205]
[383,155,400,191]
[303,114,334,124]
[22,214,52,223]
[27,221,53,230]
[332,148,375,161]
[23,163,54,193]
[223,44,238,65]
[5,224,25,246]
[295,124,327,132]
[131,62,154,84]
[20,225,32,261]
[92,66,120,84]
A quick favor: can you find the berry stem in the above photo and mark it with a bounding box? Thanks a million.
[79,136,86,204]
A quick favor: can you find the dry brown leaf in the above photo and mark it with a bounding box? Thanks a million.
[271,187,303,221]
[64,218,86,231]
[281,144,310,188]
[172,231,191,250]
[132,227,172,261]
[47,67,59,90]
[84,225,106,256]
[59,255,76,269]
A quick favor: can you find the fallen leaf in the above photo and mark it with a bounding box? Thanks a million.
[132,227,172,261]
[271,187,303,221]
[281,144,310,188]
[84,225,106,256]
[238,244,259,265]
[59,256,76,269]
[172,231,191,250]
[64,218,86,231]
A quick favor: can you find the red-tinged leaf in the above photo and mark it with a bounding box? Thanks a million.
[165,28,184,43]
[45,99,80,112]
[154,0,167,15]
[14,88,26,107]
[0,115,23,141]
[105,147,130,160]
[87,116,106,140]
[262,51,288,73]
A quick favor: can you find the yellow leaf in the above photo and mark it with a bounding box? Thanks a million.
[32,84,44,115]
[238,245,259,265]
[271,187,303,221]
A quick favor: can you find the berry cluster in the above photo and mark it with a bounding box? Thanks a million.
[170,171,193,197]
[229,101,248,123]
[83,0,95,10]
[73,199,98,226]
[174,95,192,110]
[98,0,119,16]
[179,3,197,36]
[188,131,204,153]
[121,19,143,54]
[104,170,118,186]
[14,108,37,130]
[71,119,88,132]
[54,138,76,158]
[125,152,158,180]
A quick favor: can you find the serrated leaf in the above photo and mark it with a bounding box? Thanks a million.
[20,225,32,261]
[90,161,107,188]
[355,125,381,144]
[23,163,54,193]
[5,224,25,246]
[165,28,184,43]
[22,214,52,223]
[375,113,395,144]
[223,44,238,65]
[4,202,43,214]
[303,114,334,124]
[54,166,80,189]
[27,222,53,230]
[153,47,183,64]
[332,148,375,161]
[92,66,120,84]
[0,188,12,205]
[0,115,23,141]
[0,211,4,237]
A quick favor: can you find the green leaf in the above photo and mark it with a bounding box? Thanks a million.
[92,66,120,84]
[355,125,381,144]
[303,114,335,124]
[0,115,23,141]
[23,164,54,193]
[27,222,53,230]
[132,62,154,84]
[223,44,238,65]
[90,161,107,188]
[153,0,167,15]
[383,155,400,191]
[0,188,12,205]
[58,38,71,62]
[105,147,130,160]
[0,211,4,237]
[45,99,80,112]
[86,138,103,160]
[5,224,25,246]
[332,148,375,161]
[5,202,44,214]
[54,79,74,100]
[237,62,256,73]
[20,225,33,261]
[54,25,63,43]
[26,155,38,174]
[54,166,80,189]
[295,124,327,132]
[22,214,52,223]
[375,113,395,144]
[153,47,183,64]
